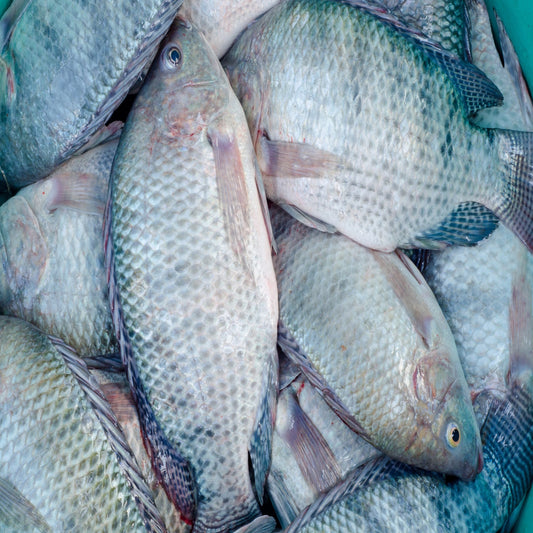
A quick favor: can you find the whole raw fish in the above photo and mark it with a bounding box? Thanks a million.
[223,0,533,252]
[0,316,165,532]
[284,261,533,533]
[0,139,118,357]
[0,0,183,189]
[107,18,278,533]
[180,0,281,58]
[272,206,482,480]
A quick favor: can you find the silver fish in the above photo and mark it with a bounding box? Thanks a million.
[179,0,281,58]
[284,263,533,532]
[272,205,482,480]
[0,139,118,357]
[107,18,278,533]
[223,0,533,253]
[0,316,166,532]
[0,0,183,189]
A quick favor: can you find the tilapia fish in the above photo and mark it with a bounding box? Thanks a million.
[0,139,117,357]
[272,206,482,479]
[0,0,183,189]
[0,316,165,532]
[107,18,278,533]
[284,266,533,533]
[223,0,533,252]
[180,0,281,58]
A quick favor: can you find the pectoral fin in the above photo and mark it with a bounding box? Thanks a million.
[257,135,345,179]
[208,127,250,263]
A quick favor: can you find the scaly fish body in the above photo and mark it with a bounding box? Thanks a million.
[0,140,118,357]
[0,0,183,189]
[180,0,281,57]
[224,0,533,252]
[382,0,467,57]
[272,206,481,479]
[108,19,278,532]
[0,316,161,532]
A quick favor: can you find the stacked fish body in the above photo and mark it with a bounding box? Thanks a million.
[179,0,282,58]
[107,18,278,533]
[0,139,118,357]
[223,0,533,252]
[271,205,482,479]
[0,316,163,532]
[0,0,184,189]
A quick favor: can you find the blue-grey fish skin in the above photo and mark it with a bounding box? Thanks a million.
[0,316,155,532]
[0,0,183,189]
[108,18,278,533]
[223,0,533,253]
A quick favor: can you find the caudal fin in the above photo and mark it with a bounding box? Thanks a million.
[493,130,533,252]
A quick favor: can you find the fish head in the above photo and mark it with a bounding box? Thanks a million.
[134,17,229,139]
[410,347,483,481]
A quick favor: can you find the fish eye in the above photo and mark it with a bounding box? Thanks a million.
[446,423,461,448]
[164,45,182,68]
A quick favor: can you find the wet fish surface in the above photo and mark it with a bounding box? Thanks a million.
[272,205,482,480]
[0,139,118,357]
[224,0,533,252]
[180,0,281,58]
[0,0,184,189]
[0,316,165,532]
[283,260,533,532]
[107,18,278,533]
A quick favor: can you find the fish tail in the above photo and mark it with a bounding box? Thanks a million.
[492,130,533,252]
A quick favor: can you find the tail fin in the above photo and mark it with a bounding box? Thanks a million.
[493,130,533,252]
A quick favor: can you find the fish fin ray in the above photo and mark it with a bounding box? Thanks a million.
[258,135,346,179]
[279,204,337,234]
[0,476,52,533]
[84,352,124,372]
[277,322,370,440]
[493,130,533,252]
[104,188,196,524]
[254,158,277,252]
[49,336,168,533]
[208,127,251,264]
[408,202,499,249]
[266,468,301,529]
[278,390,342,493]
[278,350,302,391]
[72,121,123,157]
[249,349,278,504]
[234,515,277,533]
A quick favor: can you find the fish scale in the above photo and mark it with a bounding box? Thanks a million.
[109,19,278,533]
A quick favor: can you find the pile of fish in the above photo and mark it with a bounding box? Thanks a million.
[0,0,532,531]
